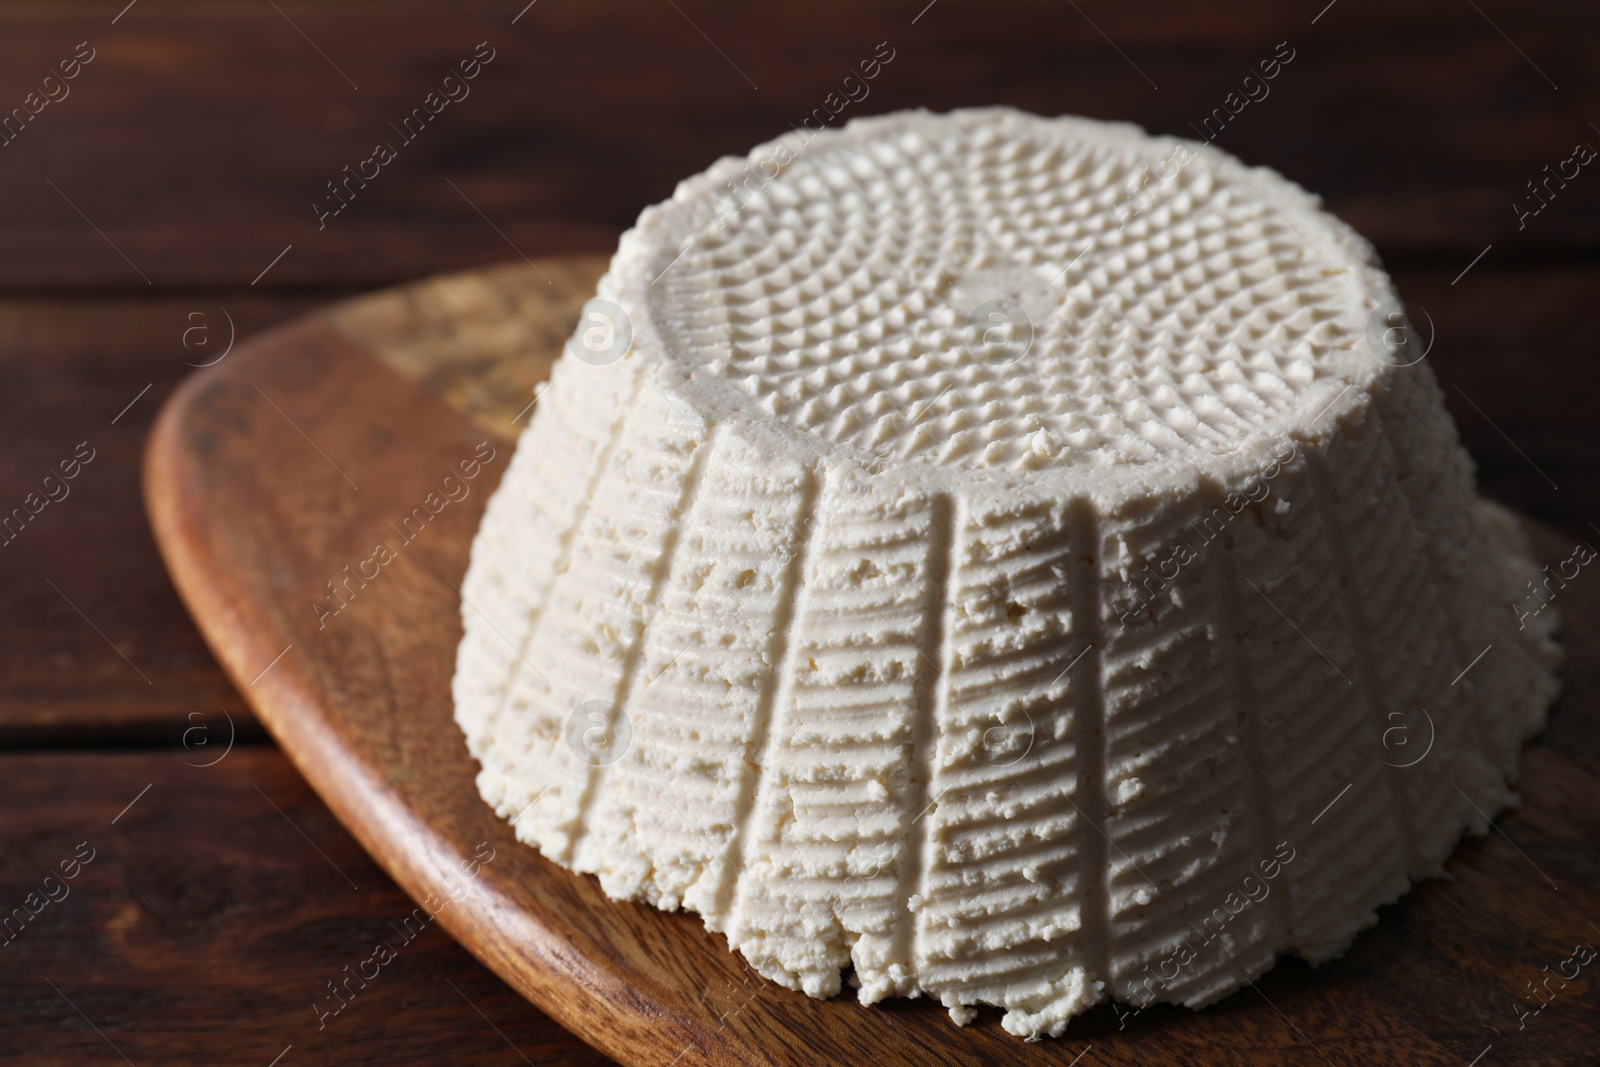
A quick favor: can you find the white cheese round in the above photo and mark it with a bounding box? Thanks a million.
[453,108,1561,1038]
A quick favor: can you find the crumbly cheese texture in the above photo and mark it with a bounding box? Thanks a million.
[453,109,1561,1038]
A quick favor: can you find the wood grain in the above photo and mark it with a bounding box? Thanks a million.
[1,1,1599,290]
[0,295,324,741]
[144,258,1600,1066]
[326,254,608,442]
[0,747,614,1067]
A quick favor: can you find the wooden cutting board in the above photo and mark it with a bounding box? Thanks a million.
[144,258,1600,1067]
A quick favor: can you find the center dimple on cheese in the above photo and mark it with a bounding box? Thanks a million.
[654,114,1360,472]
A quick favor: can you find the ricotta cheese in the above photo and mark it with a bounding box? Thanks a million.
[453,108,1562,1038]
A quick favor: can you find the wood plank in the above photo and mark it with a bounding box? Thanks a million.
[0,294,321,740]
[0,745,615,1066]
[140,261,1600,1066]
[0,0,1595,290]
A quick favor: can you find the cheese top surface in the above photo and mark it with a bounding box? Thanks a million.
[453,108,1561,1040]
[622,108,1390,490]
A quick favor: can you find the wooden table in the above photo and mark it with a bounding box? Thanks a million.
[1,2,1596,1064]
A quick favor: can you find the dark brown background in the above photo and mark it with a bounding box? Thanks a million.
[1,1,1595,1064]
